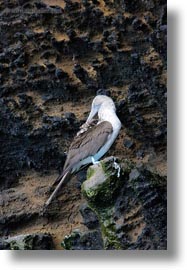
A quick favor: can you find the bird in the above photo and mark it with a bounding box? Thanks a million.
[45,95,121,207]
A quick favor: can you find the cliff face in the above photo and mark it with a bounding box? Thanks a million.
[63,157,166,250]
[0,0,166,250]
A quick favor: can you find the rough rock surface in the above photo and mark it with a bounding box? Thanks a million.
[62,157,166,250]
[0,0,166,249]
[0,233,54,250]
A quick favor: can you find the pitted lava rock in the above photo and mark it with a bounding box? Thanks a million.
[0,0,166,249]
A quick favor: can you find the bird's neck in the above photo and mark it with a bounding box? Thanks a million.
[98,105,121,131]
[93,105,121,162]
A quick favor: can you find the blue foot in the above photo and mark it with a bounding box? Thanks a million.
[91,156,100,165]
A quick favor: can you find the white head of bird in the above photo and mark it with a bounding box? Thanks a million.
[86,95,117,125]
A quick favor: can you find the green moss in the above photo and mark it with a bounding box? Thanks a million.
[90,206,122,250]
[61,232,80,250]
[24,235,35,250]
[83,177,121,206]
[86,166,96,179]
[100,160,112,177]
[9,235,34,250]
[81,157,133,250]
[10,241,21,250]
[82,185,96,199]
[83,165,123,206]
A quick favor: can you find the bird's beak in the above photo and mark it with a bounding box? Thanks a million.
[86,105,99,124]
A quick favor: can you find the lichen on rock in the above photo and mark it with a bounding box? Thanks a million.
[61,230,103,250]
[0,0,167,250]
[81,157,131,249]
[62,157,131,250]
[0,233,54,250]
[82,157,126,206]
[62,156,167,250]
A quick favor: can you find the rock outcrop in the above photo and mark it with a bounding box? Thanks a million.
[0,233,54,250]
[62,157,167,250]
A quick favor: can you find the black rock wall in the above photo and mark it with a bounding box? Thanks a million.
[0,0,167,249]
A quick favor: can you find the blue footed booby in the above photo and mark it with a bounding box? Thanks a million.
[45,95,121,206]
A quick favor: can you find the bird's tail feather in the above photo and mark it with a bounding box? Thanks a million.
[44,163,89,208]
[45,170,70,207]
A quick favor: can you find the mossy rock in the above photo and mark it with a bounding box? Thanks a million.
[81,157,132,249]
[10,235,33,250]
[82,157,129,207]
[78,157,166,250]
[3,233,54,250]
[61,230,103,250]
[61,231,80,250]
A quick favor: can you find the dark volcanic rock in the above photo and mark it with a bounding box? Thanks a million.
[73,63,97,89]
[0,240,10,250]
[117,79,167,147]
[79,203,99,229]
[73,64,90,85]
[80,158,166,250]
[124,138,134,149]
[0,210,38,233]
[0,0,166,250]
[96,88,111,96]
[0,233,54,250]
[55,68,68,79]
[61,230,103,250]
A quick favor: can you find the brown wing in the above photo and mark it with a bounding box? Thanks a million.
[63,121,113,171]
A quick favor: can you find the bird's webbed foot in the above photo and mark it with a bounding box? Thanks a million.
[109,156,121,177]
[113,161,121,177]
[91,156,100,165]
